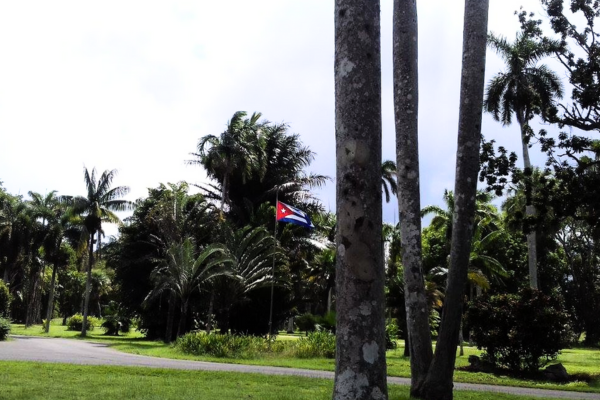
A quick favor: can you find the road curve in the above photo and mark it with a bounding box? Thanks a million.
[1,336,599,400]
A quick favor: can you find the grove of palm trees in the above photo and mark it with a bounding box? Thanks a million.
[1,1,600,400]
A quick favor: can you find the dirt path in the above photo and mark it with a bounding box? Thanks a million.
[1,336,598,400]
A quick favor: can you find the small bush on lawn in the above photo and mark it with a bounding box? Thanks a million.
[296,313,317,333]
[101,302,132,335]
[467,288,572,372]
[293,331,336,358]
[0,280,11,318]
[176,332,285,358]
[315,312,336,333]
[67,314,100,331]
[0,317,11,341]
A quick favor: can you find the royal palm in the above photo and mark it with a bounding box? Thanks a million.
[69,168,133,336]
[484,31,563,289]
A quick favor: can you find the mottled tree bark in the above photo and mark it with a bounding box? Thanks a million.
[393,0,433,395]
[420,1,489,399]
[333,0,388,399]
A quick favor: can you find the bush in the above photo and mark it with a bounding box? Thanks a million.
[295,313,317,333]
[176,333,284,358]
[0,281,11,318]
[386,319,399,350]
[101,302,132,335]
[315,312,336,333]
[67,314,100,332]
[467,288,572,371]
[293,331,336,358]
[0,318,10,341]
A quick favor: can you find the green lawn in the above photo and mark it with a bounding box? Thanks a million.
[9,322,600,393]
[0,361,565,400]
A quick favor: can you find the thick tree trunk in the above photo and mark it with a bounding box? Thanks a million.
[419,2,489,399]
[393,0,433,395]
[165,292,176,343]
[44,263,59,333]
[82,234,95,337]
[518,118,539,289]
[333,1,387,399]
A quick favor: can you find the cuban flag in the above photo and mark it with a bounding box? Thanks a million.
[276,201,314,229]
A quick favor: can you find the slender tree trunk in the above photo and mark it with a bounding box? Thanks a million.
[220,173,228,213]
[334,1,387,398]
[177,300,188,338]
[419,2,489,399]
[518,117,539,289]
[393,0,433,395]
[206,290,214,334]
[97,231,102,261]
[82,234,95,337]
[165,292,176,343]
[44,263,59,333]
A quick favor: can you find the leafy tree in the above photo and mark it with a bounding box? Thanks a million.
[110,183,217,340]
[68,168,133,336]
[145,237,233,339]
[540,0,600,132]
[484,27,563,289]
[215,225,285,333]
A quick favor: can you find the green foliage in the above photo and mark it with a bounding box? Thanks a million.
[0,280,11,318]
[101,302,132,335]
[467,288,572,371]
[385,319,399,350]
[176,332,283,358]
[295,313,317,333]
[315,311,336,333]
[293,331,336,359]
[0,317,11,340]
[67,314,100,332]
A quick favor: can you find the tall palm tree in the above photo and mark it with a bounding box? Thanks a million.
[145,237,233,340]
[484,31,563,289]
[188,111,264,212]
[69,167,133,336]
[381,160,398,203]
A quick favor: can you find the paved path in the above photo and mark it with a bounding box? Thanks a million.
[1,336,599,400]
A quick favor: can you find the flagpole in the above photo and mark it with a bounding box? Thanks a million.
[268,187,279,341]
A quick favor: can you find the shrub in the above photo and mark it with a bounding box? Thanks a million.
[0,318,10,341]
[101,302,132,335]
[295,313,317,333]
[0,281,11,318]
[315,312,336,333]
[67,314,100,331]
[293,331,336,358]
[386,319,399,350]
[467,288,572,371]
[176,333,284,358]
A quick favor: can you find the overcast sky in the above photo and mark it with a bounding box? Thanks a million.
[0,1,564,236]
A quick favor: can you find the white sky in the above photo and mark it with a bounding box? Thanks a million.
[0,0,566,236]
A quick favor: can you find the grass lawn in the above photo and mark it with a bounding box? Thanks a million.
[9,321,600,393]
[0,361,565,400]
